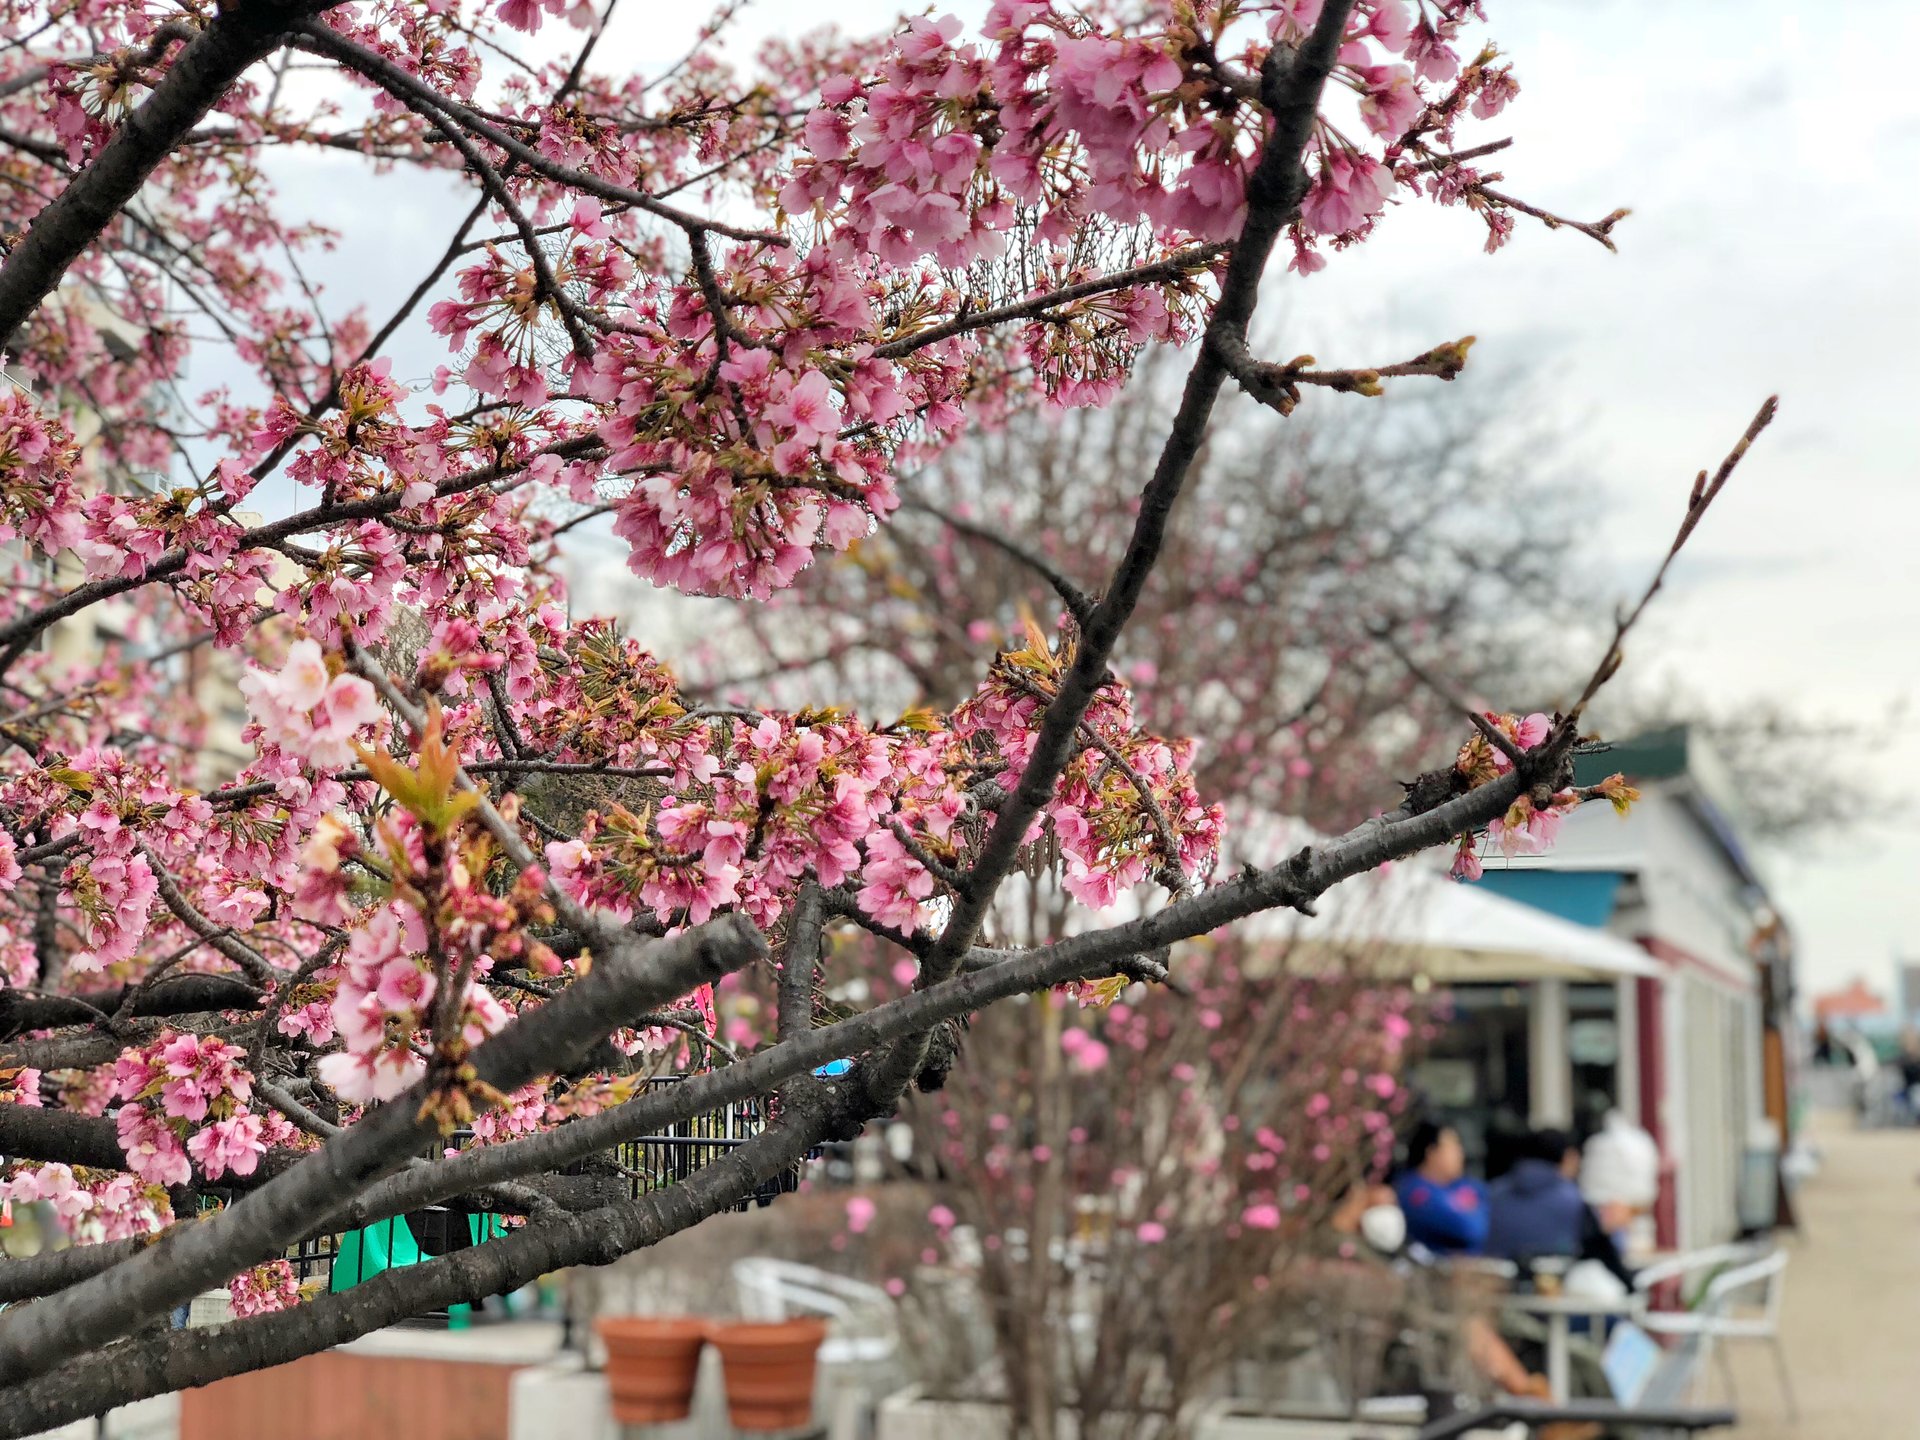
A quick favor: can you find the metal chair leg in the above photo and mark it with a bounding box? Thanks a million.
[1713,1336,1738,1411]
[1769,1336,1799,1421]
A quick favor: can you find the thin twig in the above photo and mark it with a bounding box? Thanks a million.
[903,497,1095,627]
[1567,397,1779,722]
[1371,626,1526,770]
[345,639,600,941]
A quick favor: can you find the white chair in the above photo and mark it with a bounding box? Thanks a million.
[735,1258,903,1440]
[733,1257,898,1366]
[1631,1242,1761,1307]
[1634,1248,1794,1419]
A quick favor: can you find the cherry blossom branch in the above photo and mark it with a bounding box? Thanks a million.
[0,2,321,350]
[289,21,785,246]
[12,834,79,869]
[0,1029,132,1075]
[870,243,1227,361]
[1411,137,1515,169]
[246,935,343,1072]
[225,192,491,484]
[0,1101,167,1177]
[344,638,598,937]
[776,879,825,1040]
[353,194,490,366]
[0,975,260,1039]
[0,21,199,102]
[409,95,596,362]
[112,954,212,1032]
[902,497,1095,626]
[140,847,282,985]
[0,121,66,166]
[633,1008,739,1063]
[886,819,968,891]
[481,670,529,764]
[253,1079,343,1140]
[462,758,671,781]
[1370,625,1528,770]
[1475,184,1629,252]
[864,2,1362,1109]
[819,885,929,954]
[993,668,1190,892]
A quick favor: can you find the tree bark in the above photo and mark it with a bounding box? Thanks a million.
[0,1107,833,1438]
[0,976,261,1039]
[0,915,765,1383]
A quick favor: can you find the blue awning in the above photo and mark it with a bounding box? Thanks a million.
[1468,870,1624,929]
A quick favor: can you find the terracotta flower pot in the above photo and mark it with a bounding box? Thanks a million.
[706,1317,830,1431]
[596,1316,709,1424]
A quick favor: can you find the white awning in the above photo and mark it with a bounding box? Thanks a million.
[984,823,1661,985]
[1235,861,1660,983]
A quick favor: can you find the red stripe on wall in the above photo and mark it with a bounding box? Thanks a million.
[1634,971,1679,1251]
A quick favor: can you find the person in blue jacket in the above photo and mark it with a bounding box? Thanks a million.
[1393,1119,1488,1254]
[1488,1129,1634,1287]
[1486,1127,1586,1264]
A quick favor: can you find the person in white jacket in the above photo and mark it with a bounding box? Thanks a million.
[1580,1109,1660,1246]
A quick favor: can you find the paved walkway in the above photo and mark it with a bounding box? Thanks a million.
[1719,1109,1920,1438]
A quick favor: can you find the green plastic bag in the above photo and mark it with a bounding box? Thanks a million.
[330,1212,507,1326]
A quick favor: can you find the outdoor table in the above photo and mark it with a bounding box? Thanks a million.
[1498,1290,1640,1403]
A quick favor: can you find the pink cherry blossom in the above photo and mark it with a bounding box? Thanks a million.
[229,1259,302,1318]
[845,1195,877,1234]
[1488,795,1571,856]
[241,640,385,770]
[114,1106,191,1188]
[186,1112,267,1181]
[1300,151,1398,236]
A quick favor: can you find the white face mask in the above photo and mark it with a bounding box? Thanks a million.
[1359,1204,1406,1255]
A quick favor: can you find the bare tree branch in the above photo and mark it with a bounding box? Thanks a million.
[0,1109,833,1436]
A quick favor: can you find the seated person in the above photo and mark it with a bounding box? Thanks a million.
[1581,1109,1659,1252]
[1330,1173,1601,1440]
[1487,1128,1633,1289]
[1393,1120,1488,1255]
[1328,1177,1406,1256]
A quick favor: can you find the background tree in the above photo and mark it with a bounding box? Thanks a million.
[688,354,1594,835]
[884,933,1427,1440]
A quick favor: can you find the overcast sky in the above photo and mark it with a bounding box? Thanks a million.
[249,0,1920,1003]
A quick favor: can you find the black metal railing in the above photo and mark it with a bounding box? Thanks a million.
[573,1075,803,1208]
[225,1076,807,1305]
